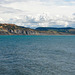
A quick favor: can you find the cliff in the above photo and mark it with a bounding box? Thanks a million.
[0,23,39,35]
[0,23,75,35]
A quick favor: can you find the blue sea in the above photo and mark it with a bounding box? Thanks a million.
[0,35,75,75]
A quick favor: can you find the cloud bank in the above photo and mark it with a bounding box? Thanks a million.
[0,0,75,28]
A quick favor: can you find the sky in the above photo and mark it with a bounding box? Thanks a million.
[0,0,75,28]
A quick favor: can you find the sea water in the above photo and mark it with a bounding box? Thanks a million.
[0,35,75,75]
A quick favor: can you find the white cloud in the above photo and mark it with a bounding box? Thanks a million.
[0,0,75,28]
[2,14,74,28]
[1,1,75,16]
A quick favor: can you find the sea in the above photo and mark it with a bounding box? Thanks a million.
[0,35,75,75]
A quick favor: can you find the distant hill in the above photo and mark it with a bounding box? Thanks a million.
[0,23,75,35]
[36,27,74,31]
[36,27,75,35]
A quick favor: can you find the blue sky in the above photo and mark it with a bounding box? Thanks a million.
[0,0,75,28]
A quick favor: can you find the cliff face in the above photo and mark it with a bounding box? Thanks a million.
[0,23,40,35]
[0,23,75,35]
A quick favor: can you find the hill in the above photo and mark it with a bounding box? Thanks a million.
[36,27,75,35]
[0,23,39,35]
[0,23,75,35]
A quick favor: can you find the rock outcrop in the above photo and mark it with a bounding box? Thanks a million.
[0,23,40,35]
